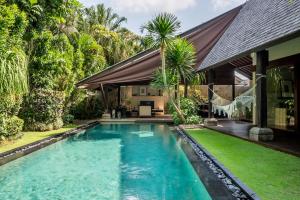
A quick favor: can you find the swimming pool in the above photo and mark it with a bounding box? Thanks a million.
[0,123,212,200]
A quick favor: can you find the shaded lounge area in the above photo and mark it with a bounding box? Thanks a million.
[76,6,242,119]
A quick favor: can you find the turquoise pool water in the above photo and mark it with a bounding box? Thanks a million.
[0,123,211,200]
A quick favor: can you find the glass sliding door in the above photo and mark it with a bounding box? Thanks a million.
[267,66,295,131]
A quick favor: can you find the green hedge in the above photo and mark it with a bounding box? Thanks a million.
[20,89,65,131]
[70,94,103,120]
[63,114,74,124]
[168,97,202,125]
[0,116,24,140]
[0,95,24,140]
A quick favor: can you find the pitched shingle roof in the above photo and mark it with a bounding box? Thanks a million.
[198,0,300,71]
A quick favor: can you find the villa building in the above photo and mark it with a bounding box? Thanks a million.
[77,0,300,141]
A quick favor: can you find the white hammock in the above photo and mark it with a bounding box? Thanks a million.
[210,85,256,118]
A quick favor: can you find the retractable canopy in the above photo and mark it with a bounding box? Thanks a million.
[76,6,242,89]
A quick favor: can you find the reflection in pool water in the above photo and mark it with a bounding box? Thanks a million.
[0,123,211,200]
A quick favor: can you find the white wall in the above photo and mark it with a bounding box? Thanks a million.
[252,36,300,64]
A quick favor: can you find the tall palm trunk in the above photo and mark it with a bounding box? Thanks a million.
[160,45,167,87]
[167,87,185,122]
[177,72,181,109]
[160,45,185,122]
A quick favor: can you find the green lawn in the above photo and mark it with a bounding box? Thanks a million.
[187,128,300,200]
[0,124,78,153]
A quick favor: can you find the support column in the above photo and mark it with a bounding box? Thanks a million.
[174,85,178,100]
[117,86,121,107]
[295,65,300,134]
[256,50,268,128]
[250,50,273,141]
[252,72,257,125]
[204,69,218,126]
[100,84,108,111]
[100,84,111,119]
[232,70,235,101]
[208,69,214,118]
[184,81,188,98]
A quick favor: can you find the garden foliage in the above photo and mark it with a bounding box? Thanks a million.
[0,1,28,140]
[20,89,65,131]
[0,95,24,140]
[70,93,104,120]
[168,98,201,125]
[63,114,75,124]
[0,0,144,137]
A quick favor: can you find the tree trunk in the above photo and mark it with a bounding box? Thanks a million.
[177,73,181,109]
[161,45,167,87]
[167,87,185,123]
[160,44,185,123]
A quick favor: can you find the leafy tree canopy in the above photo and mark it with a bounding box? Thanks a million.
[0,1,28,95]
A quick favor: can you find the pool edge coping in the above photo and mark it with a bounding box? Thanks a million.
[0,121,100,166]
[175,126,260,200]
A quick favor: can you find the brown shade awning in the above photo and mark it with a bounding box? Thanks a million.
[76,6,242,89]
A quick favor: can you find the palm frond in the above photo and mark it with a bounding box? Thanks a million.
[0,49,28,95]
[84,3,127,31]
[166,38,196,81]
[141,12,181,47]
[151,68,177,89]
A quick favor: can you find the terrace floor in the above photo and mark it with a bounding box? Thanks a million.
[205,119,300,157]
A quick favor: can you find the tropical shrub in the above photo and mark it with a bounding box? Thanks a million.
[29,31,74,93]
[0,115,24,141]
[63,114,75,124]
[20,89,65,131]
[0,1,144,137]
[168,97,202,125]
[77,33,106,77]
[0,3,28,95]
[0,5,28,95]
[0,2,28,140]
[0,95,22,116]
[0,95,24,140]
[70,94,103,119]
[0,1,28,53]
[186,115,201,125]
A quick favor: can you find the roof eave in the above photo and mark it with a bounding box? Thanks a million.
[197,29,300,72]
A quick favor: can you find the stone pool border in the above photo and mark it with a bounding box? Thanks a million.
[0,121,99,166]
[175,126,260,200]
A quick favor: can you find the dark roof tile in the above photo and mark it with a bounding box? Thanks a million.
[199,0,300,70]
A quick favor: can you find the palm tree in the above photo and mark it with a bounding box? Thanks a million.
[7,0,43,24]
[141,13,181,88]
[78,4,142,65]
[142,13,189,121]
[80,4,127,32]
[166,38,196,108]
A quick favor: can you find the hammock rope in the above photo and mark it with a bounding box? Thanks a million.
[207,72,267,118]
[208,84,256,118]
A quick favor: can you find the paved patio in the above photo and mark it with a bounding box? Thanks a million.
[205,119,300,157]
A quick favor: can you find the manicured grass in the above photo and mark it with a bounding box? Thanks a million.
[0,124,78,153]
[187,128,300,200]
